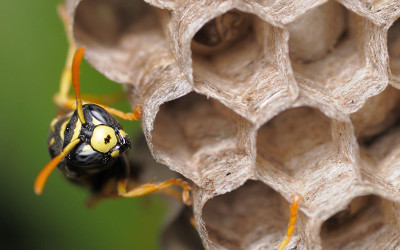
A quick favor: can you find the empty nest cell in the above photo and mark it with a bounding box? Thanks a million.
[352,86,400,189]
[289,1,367,90]
[202,181,293,250]
[351,85,400,148]
[190,10,269,93]
[152,93,248,184]
[256,107,333,179]
[388,17,400,77]
[288,1,346,63]
[74,0,156,46]
[352,86,400,179]
[351,85,400,160]
[72,0,169,84]
[320,195,400,249]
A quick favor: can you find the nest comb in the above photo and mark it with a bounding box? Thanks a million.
[65,0,400,249]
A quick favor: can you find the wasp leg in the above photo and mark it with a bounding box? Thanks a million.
[119,178,192,206]
[60,97,142,121]
[100,103,142,121]
[278,194,302,250]
[190,216,197,229]
[118,177,184,202]
[73,92,127,106]
[54,4,77,109]
[119,178,184,201]
[157,187,184,201]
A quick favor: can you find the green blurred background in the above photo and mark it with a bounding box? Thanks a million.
[0,1,166,249]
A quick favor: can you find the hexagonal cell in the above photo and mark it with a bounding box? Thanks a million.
[352,86,400,183]
[74,0,156,46]
[353,86,400,189]
[351,85,400,144]
[191,9,256,57]
[320,195,400,249]
[289,1,367,90]
[256,107,334,180]
[288,1,346,63]
[388,18,400,77]
[73,0,169,83]
[202,181,297,249]
[366,128,400,189]
[152,93,252,188]
[191,9,296,120]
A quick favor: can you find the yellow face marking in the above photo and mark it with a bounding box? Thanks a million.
[91,125,117,153]
[59,119,70,141]
[91,117,103,126]
[71,119,82,141]
[82,144,93,152]
[49,137,55,146]
[111,150,120,158]
[119,129,128,138]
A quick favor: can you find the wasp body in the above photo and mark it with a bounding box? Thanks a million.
[34,47,137,199]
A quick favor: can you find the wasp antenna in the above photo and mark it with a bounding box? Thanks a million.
[34,139,81,195]
[72,47,86,124]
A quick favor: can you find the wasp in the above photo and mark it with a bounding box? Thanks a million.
[34,5,191,206]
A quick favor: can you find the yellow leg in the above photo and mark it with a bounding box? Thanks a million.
[119,178,192,206]
[102,104,142,121]
[55,4,77,107]
[118,178,183,202]
[58,95,142,121]
[157,186,186,201]
[278,194,302,250]
[74,92,127,106]
[190,216,197,229]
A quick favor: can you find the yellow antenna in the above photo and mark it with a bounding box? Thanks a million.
[34,48,88,195]
[34,139,80,195]
[72,47,86,124]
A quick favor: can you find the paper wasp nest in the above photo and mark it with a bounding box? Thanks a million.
[66,0,400,249]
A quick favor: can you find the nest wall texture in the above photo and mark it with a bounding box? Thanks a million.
[65,0,400,249]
